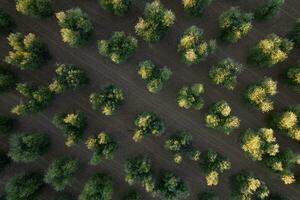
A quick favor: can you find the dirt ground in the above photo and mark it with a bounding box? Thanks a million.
[0,0,300,199]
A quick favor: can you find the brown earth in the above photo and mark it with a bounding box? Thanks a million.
[0,0,300,199]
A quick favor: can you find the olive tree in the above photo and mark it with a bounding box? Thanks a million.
[182,0,213,17]
[89,85,124,115]
[0,9,15,36]
[254,0,285,20]
[178,26,216,65]
[177,83,204,110]
[132,112,165,142]
[285,61,300,92]
[165,130,200,164]
[53,111,87,147]
[205,101,240,134]
[137,60,172,93]
[0,115,15,135]
[56,8,93,47]
[219,7,253,43]
[231,171,270,200]
[98,31,138,64]
[200,150,231,186]
[124,155,155,193]
[5,172,43,200]
[44,157,80,191]
[49,64,88,94]
[98,0,132,16]
[0,66,16,92]
[85,131,118,165]
[5,32,50,70]
[79,173,113,200]
[11,83,54,115]
[248,34,293,67]
[245,77,277,113]
[16,0,54,18]
[135,0,175,43]
[287,18,300,45]
[209,58,243,90]
[155,172,190,200]
[8,132,50,163]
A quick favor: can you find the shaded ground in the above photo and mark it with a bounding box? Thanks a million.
[0,0,300,199]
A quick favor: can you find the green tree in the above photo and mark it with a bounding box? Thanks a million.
[209,58,243,90]
[124,155,155,193]
[178,26,216,65]
[137,60,172,93]
[231,171,270,200]
[205,101,240,134]
[98,31,138,64]
[254,0,285,20]
[123,191,142,200]
[98,0,132,16]
[248,33,293,67]
[177,83,204,110]
[0,66,17,92]
[5,172,43,200]
[11,83,54,115]
[16,0,54,18]
[5,32,50,70]
[182,0,213,17]
[0,9,15,36]
[219,7,253,43]
[199,191,219,200]
[44,157,80,191]
[132,112,165,142]
[155,172,189,200]
[245,77,277,113]
[90,85,124,115]
[287,18,300,45]
[49,64,88,94]
[56,8,93,47]
[135,0,175,43]
[79,173,113,200]
[8,132,50,163]
[53,111,87,147]
[0,115,15,135]
[165,130,200,164]
[200,150,231,186]
[0,150,10,174]
[241,128,279,161]
[285,61,300,92]
[85,131,118,165]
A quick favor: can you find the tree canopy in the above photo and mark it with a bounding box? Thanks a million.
[0,66,17,92]
[177,83,204,110]
[0,150,10,174]
[254,0,285,20]
[16,0,54,18]
[285,61,300,92]
[98,0,132,16]
[0,9,15,36]
[0,115,15,135]
[287,17,300,45]
[182,0,213,17]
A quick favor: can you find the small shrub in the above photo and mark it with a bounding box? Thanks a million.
[132,112,165,142]
[205,100,240,134]
[182,0,213,17]
[5,32,50,70]
[209,58,243,90]
[85,131,118,165]
[89,85,124,115]
[98,31,138,64]
[16,0,54,18]
[98,0,132,16]
[178,26,216,65]
[0,9,15,36]
[137,60,172,93]
[254,0,285,20]
[177,83,204,110]
[135,0,175,43]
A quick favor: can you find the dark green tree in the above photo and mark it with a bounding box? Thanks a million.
[0,66,17,92]
[287,18,300,45]
[5,32,50,70]
[254,0,285,20]
[98,0,132,16]
[0,150,10,174]
[8,132,50,162]
[155,172,189,200]
[135,0,175,43]
[177,83,204,110]
[85,131,118,165]
[123,190,142,200]
[44,157,80,191]
[0,115,15,135]
[52,194,74,200]
[0,9,15,36]
[56,8,93,47]
[285,61,300,92]
[5,172,43,200]
[137,60,172,93]
[182,0,213,17]
[132,112,165,142]
[219,7,253,43]
[11,83,54,115]
[90,85,124,115]
[49,64,88,94]
[79,173,113,200]
[98,31,138,64]
[16,0,54,18]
